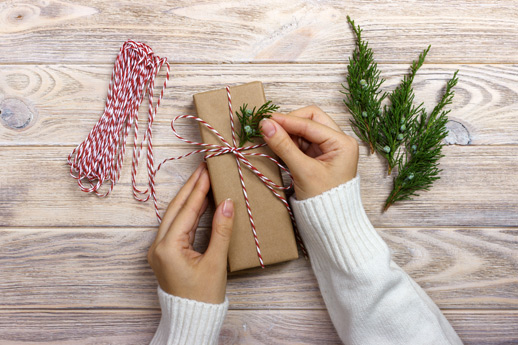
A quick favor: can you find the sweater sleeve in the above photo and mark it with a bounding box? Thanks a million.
[149,286,228,345]
[290,175,463,345]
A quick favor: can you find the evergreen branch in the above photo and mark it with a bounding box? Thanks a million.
[342,16,387,154]
[343,17,460,211]
[377,46,430,175]
[384,71,459,210]
[236,101,279,146]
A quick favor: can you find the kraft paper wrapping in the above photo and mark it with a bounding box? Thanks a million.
[193,81,299,272]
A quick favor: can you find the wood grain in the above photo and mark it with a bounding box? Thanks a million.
[1,64,517,145]
[1,145,517,228]
[0,309,516,345]
[0,0,517,64]
[0,227,515,310]
[1,0,517,342]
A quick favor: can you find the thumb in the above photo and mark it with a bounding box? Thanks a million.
[205,198,234,264]
[260,118,310,170]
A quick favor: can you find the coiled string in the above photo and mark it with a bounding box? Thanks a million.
[67,40,169,220]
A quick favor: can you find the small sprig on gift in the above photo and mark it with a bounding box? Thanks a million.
[237,101,279,146]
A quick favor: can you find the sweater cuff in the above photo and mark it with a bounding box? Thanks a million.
[150,286,228,345]
[290,174,389,272]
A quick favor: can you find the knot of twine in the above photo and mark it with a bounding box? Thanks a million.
[67,40,306,268]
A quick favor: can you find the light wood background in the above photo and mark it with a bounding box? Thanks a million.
[1,1,517,344]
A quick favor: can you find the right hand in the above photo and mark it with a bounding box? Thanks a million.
[260,105,359,200]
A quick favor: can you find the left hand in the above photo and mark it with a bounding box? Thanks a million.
[147,162,235,304]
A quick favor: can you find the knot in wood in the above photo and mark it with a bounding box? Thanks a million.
[0,98,36,130]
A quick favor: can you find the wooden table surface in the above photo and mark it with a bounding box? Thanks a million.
[1,1,517,344]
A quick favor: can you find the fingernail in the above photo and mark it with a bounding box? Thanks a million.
[222,198,234,218]
[260,119,276,138]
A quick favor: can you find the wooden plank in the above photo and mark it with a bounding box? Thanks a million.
[0,227,515,309]
[0,1,517,64]
[0,309,515,345]
[443,310,518,345]
[0,145,517,227]
[1,64,517,145]
[1,2,515,344]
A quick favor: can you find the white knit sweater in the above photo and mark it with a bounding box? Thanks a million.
[150,175,463,345]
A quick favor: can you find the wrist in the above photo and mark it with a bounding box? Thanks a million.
[159,271,227,305]
[294,172,357,201]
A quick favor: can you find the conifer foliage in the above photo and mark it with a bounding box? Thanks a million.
[342,16,459,210]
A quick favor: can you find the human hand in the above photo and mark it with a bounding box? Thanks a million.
[260,105,359,200]
[147,162,234,304]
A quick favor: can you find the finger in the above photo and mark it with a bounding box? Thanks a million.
[283,105,341,131]
[270,113,343,146]
[262,115,345,168]
[304,142,324,158]
[260,118,312,170]
[163,169,211,246]
[154,162,207,245]
[204,199,234,265]
[288,133,310,152]
[188,196,209,247]
[296,136,314,154]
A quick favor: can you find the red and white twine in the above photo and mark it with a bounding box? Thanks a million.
[67,40,169,219]
[68,40,307,267]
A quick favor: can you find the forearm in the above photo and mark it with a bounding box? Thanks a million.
[291,175,462,345]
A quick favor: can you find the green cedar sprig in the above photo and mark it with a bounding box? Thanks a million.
[378,46,429,175]
[344,17,459,211]
[237,101,279,146]
[342,16,387,154]
[384,71,459,210]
